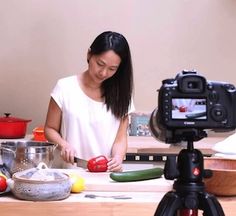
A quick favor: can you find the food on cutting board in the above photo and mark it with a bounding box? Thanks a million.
[0,172,8,192]
[87,155,108,172]
[110,167,164,182]
[69,173,85,193]
[74,155,109,172]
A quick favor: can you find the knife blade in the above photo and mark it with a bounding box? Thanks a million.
[74,157,88,169]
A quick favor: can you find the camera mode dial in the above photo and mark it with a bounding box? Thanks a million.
[210,104,227,122]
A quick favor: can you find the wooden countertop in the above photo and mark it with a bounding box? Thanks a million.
[126,135,228,155]
[1,191,236,216]
[1,168,236,216]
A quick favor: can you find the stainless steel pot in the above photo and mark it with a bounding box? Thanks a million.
[7,163,72,201]
[0,141,57,175]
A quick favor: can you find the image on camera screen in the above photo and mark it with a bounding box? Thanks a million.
[172,98,207,120]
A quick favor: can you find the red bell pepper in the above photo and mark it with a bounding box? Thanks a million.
[179,105,187,112]
[87,155,108,172]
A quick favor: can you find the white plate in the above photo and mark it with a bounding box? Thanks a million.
[212,133,236,154]
[213,153,236,159]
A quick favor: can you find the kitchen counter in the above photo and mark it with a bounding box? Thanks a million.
[126,135,229,157]
[0,169,236,216]
[1,168,236,216]
[1,134,235,215]
[1,191,236,216]
[0,135,223,167]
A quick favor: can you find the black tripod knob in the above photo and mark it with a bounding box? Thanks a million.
[203,169,213,179]
[164,155,179,180]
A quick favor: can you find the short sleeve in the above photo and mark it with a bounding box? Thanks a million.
[51,80,64,109]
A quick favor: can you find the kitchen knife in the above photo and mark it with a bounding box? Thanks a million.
[74,157,88,169]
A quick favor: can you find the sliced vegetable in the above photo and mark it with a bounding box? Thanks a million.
[110,167,164,182]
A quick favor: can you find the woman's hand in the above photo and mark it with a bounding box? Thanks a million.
[107,157,123,172]
[60,143,76,164]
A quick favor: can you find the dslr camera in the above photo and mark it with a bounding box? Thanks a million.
[149,70,236,143]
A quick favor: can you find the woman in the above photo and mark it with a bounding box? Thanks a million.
[44,31,134,172]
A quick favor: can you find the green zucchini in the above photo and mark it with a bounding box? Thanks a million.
[110,167,164,182]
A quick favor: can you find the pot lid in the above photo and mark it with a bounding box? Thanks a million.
[0,113,31,123]
[12,163,69,182]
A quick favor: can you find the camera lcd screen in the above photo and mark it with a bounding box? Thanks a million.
[172,98,207,120]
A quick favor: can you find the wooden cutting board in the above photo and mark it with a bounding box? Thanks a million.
[61,168,173,192]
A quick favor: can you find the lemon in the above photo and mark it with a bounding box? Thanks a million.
[0,173,7,180]
[69,173,85,193]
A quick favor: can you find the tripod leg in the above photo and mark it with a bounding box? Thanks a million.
[154,191,182,216]
[199,193,225,216]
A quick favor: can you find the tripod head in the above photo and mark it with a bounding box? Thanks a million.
[164,129,211,185]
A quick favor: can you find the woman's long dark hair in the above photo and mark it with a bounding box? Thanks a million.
[89,31,134,119]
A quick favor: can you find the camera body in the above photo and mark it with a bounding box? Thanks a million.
[150,70,236,143]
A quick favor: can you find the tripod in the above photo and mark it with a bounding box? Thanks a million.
[154,137,225,216]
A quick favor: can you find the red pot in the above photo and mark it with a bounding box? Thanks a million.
[0,113,32,139]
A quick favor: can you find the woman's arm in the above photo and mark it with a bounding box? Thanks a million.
[108,115,129,172]
[44,97,75,163]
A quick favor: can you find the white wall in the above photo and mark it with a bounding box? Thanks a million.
[1,0,236,133]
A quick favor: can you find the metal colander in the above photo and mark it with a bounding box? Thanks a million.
[0,141,57,175]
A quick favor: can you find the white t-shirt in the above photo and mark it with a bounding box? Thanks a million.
[51,75,134,168]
